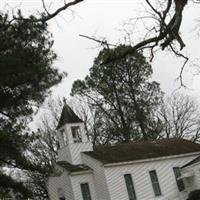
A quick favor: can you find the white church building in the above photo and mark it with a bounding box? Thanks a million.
[47,105,200,200]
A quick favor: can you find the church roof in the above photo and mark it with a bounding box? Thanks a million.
[57,104,83,129]
[84,139,200,164]
[57,161,91,173]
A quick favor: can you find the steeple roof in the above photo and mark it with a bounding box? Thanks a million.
[57,104,83,129]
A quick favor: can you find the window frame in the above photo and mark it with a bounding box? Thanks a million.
[60,129,68,147]
[80,182,92,200]
[57,188,66,200]
[149,170,162,197]
[124,174,137,200]
[71,126,82,143]
[173,167,185,192]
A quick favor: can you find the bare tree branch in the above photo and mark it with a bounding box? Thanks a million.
[160,93,200,142]
[79,0,191,61]
[40,0,84,22]
[169,44,189,87]
[79,34,116,48]
[11,0,84,23]
[41,0,50,16]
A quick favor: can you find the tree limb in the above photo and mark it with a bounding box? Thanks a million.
[40,0,84,22]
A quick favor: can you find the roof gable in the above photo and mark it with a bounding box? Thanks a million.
[84,139,200,164]
[57,104,83,129]
[181,155,200,168]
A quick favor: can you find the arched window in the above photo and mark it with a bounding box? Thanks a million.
[57,188,65,200]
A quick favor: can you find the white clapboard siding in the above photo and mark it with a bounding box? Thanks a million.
[182,162,200,192]
[68,142,93,164]
[81,153,111,200]
[58,142,93,164]
[195,167,200,189]
[47,169,74,200]
[104,155,198,200]
[70,173,98,200]
[58,122,93,165]
[192,163,200,191]
[182,167,196,192]
[57,145,72,162]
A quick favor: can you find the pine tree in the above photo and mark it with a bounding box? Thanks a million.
[0,12,65,198]
[71,46,163,143]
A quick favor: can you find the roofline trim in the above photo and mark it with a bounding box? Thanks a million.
[69,169,93,176]
[181,163,199,170]
[57,122,84,130]
[103,152,200,168]
[181,159,200,170]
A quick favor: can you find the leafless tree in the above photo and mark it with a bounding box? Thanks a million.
[80,0,200,86]
[26,97,63,199]
[69,97,108,145]
[3,0,200,86]
[26,96,100,198]
[38,0,199,87]
[159,93,200,142]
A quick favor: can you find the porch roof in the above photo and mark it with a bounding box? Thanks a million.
[57,161,91,172]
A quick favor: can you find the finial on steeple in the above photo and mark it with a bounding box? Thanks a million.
[63,97,67,105]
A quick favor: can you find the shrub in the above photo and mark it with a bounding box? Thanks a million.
[188,190,200,200]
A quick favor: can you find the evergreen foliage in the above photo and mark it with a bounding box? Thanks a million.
[71,46,164,143]
[26,98,63,199]
[0,11,65,198]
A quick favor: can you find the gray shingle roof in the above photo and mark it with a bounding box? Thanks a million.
[57,104,83,129]
[84,139,200,164]
[57,161,91,172]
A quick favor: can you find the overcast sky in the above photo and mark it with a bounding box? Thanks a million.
[2,0,200,101]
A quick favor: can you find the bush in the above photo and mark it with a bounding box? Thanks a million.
[188,190,200,200]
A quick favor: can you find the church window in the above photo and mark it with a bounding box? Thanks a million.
[60,129,67,146]
[57,188,65,200]
[71,126,82,143]
[80,183,92,200]
[149,170,162,196]
[173,167,185,192]
[124,174,137,200]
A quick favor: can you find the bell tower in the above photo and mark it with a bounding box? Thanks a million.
[56,104,93,165]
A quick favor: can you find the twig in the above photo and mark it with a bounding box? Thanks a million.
[12,0,84,23]
[42,0,50,16]
[40,0,84,22]
[169,44,189,87]
[79,34,117,48]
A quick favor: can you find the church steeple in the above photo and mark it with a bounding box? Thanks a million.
[57,104,83,130]
[56,104,93,165]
